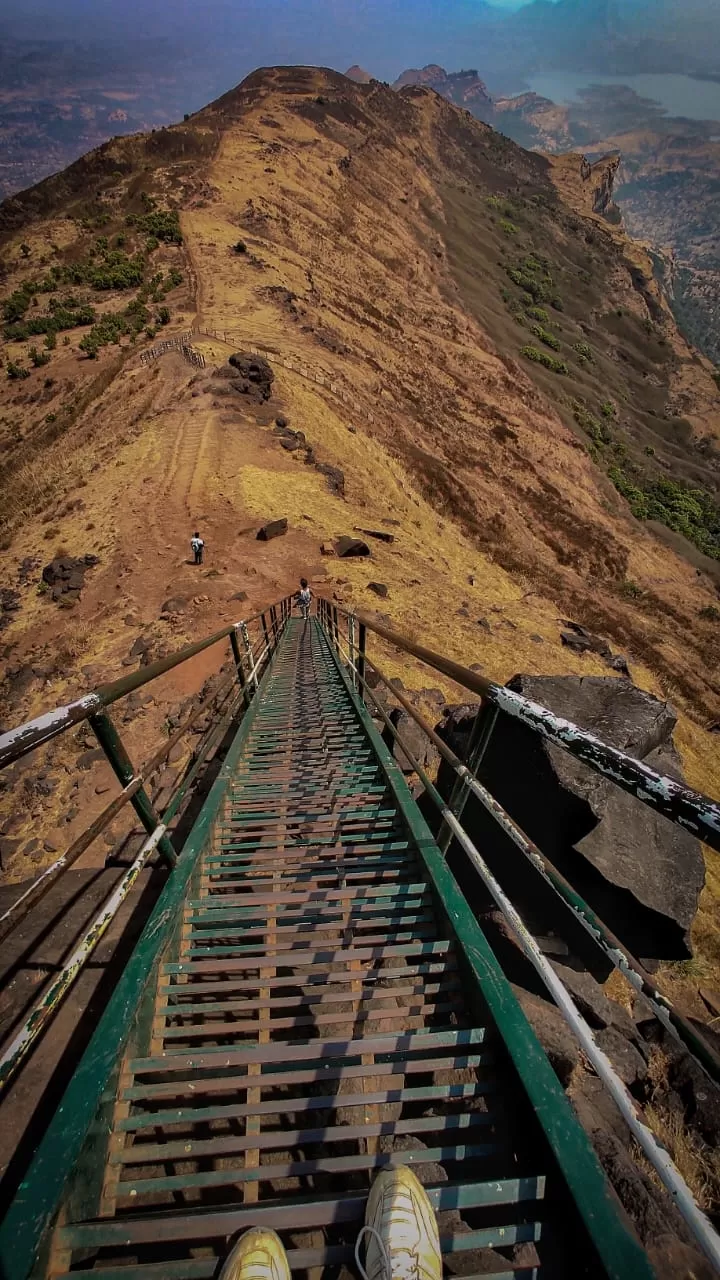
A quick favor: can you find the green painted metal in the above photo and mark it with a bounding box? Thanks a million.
[317,624,655,1280]
[0,651,274,1280]
[90,710,176,868]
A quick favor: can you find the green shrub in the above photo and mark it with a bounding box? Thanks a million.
[573,404,612,450]
[146,236,160,253]
[156,306,171,326]
[526,306,549,323]
[644,445,655,456]
[610,467,720,559]
[233,240,248,254]
[166,268,183,289]
[573,340,594,363]
[500,219,518,236]
[6,360,29,381]
[44,331,56,351]
[520,345,568,374]
[601,400,616,418]
[621,580,643,599]
[29,346,51,367]
[127,209,182,244]
[531,323,560,351]
[699,605,720,621]
[507,255,556,305]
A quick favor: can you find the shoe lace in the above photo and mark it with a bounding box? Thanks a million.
[355,1226,419,1280]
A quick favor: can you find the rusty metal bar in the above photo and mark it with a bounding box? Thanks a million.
[90,711,176,869]
[320,600,720,854]
[0,822,168,1095]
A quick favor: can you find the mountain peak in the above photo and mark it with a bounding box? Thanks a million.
[345,65,372,83]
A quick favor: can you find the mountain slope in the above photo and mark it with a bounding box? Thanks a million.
[1,66,720,911]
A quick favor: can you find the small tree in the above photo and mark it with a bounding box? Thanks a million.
[7,360,30,380]
[20,243,31,259]
[156,306,171,326]
[29,346,51,367]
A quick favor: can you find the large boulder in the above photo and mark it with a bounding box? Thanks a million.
[336,536,370,558]
[257,518,288,541]
[227,352,274,401]
[436,675,704,963]
[42,554,99,603]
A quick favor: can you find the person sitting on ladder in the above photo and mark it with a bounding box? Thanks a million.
[296,578,312,621]
[191,531,205,565]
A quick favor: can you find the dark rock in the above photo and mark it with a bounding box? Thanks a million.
[41,553,99,604]
[161,597,188,614]
[356,528,395,544]
[476,617,491,631]
[595,1027,648,1086]
[129,636,152,658]
[315,463,345,496]
[336,536,370,558]
[513,985,579,1085]
[76,748,105,771]
[257,518,288,541]
[368,582,388,599]
[435,703,481,761]
[529,633,544,644]
[227,352,274,401]
[230,591,249,602]
[561,625,612,660]
[321,542,335,556]
[280,437,301,452]
[59,593,79,608]
[438,676,703,963]
[275,415,288,428]
[551,958,638,1039]
[385,708,440,776]
[456,607,470,618]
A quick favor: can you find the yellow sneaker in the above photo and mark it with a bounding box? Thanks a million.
[359,1167,442,1280]
[219,1228,291,1280]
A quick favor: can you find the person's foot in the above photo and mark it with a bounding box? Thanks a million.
[219,1228,291,1280]
[359,1167,442,1280]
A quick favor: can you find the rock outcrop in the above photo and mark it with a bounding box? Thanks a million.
[437,675,704,962]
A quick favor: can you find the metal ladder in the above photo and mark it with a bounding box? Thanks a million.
[10,620,653,1280]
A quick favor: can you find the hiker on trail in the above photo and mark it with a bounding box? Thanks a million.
[296,578,312,621]
[190,531,205,565]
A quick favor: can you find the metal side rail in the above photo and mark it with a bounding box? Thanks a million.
[0,620,653,1280]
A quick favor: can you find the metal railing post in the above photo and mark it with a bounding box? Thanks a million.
[332,605,340,650]
[240,622,260,692]
[357,621,367,700]
[270,605,279,647]
[229,630,252,709]
[261,611,270,653]
[438,704,499,854]
[348,613,357,690]
[89,711,176,867]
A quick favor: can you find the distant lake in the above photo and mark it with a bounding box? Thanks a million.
[523,73,720,123]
